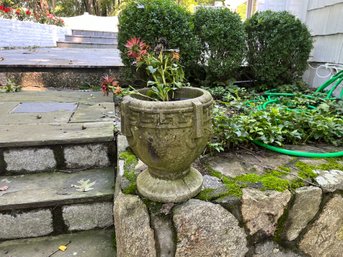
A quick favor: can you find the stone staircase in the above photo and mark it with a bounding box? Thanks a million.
[57,29,118,49]
[0,90,116,256]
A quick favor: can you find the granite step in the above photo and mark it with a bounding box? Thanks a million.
[57,41,117,49]
[0,168,114,240]
[72,29,117,38]
[0,229,116,257]
[65,35,117,44]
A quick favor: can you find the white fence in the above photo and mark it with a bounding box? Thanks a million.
[0,18,71,48]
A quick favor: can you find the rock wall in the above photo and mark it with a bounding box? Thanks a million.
[114,135,343,257]
[0,18,71,48]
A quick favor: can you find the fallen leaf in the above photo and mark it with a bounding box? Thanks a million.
[0,185,9,191]
[72,179,96,192]
[59,245,67,252]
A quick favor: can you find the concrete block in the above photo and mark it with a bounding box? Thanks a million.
[64,144,110,169]
[62,202,113,231]
[0,209,53,239]
[4,148,56,172]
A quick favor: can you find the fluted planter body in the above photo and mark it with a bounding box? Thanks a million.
[121,87,213,202]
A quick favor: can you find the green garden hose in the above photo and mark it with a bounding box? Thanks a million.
[251,70,343,157]
[253,140,343,158]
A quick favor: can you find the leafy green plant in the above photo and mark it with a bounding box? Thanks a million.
[245,11,313,87]
[210,86,343,152]
[118,0,201,74]
[194,7,245,83]
[0,79,21,93]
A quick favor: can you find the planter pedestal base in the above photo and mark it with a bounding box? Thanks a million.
[137,167,203,203]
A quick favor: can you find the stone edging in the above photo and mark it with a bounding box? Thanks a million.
[114,135,343,257]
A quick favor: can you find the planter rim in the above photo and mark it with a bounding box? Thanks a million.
[122,87,212,110]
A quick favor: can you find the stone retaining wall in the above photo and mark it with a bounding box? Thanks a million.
[0,142,116,174]
[115,135,343,257]
[0,18,71,48]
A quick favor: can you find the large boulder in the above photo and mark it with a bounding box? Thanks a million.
[299,194,343,257]
[114,193,156,257]
[241,188,291,236]
[173,199,248,257]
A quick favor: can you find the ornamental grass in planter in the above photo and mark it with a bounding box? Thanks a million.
[118,38,213,202]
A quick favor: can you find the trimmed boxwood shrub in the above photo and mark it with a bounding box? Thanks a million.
[245,11,313,87]
[194,7,245,83]
[118,0,201,73]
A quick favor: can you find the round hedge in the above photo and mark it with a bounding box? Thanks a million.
[118,0,201,72]
[245,11,313,87]
[194,7,245,82]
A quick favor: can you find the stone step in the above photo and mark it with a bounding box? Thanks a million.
[57,41,117,49]
[72,29,117,38]
[0,91,116,174]
[65,35,117,44]
[0,229,116,257]
[0,168,114,240]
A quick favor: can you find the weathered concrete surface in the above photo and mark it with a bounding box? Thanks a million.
[173,199,248,257]
[64,144,110,169]
[314,169,343,192]
[299,194,343,257]
[114,193,156,257]
[0,229,115,257]
[241,188,291,236]
[0,48,123,68]
[70,102,116,123]
[0,168,114,210]
[4,148,56,172]
[253,241,302,257]
[285,186,322,241]
[63,202,113,231]
[0,209,53,239]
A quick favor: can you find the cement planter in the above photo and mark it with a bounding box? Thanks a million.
[121,87,213,202]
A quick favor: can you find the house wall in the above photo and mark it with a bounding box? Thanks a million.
[0,18,71,48]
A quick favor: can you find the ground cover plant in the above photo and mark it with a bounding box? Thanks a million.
[208,84,343,152]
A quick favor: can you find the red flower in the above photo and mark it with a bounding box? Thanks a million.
[125,37,148,59]
[4,7,11,13]
[0,6,4,11]
[15,9,21,15]
[26,10,31,15]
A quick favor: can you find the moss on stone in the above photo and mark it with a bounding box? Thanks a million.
[120,150,138,194]
[119,150,138,167]
[316,158,343,171]
[235,173,290,192]
[295,161,318,179]
[197,188,217,201]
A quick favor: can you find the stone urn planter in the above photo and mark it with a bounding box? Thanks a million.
[121,87,213,202]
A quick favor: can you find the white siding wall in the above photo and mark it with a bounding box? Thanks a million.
[0,18,71,48]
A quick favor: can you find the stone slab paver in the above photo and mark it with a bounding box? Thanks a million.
[0,47,123,68]
[0,122,114,147]
[0,229,115,257]
[0,168,114,210]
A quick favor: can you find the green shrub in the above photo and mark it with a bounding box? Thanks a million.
[194,7,245,83]
[118,0,201,73]
[245,11,313,87]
